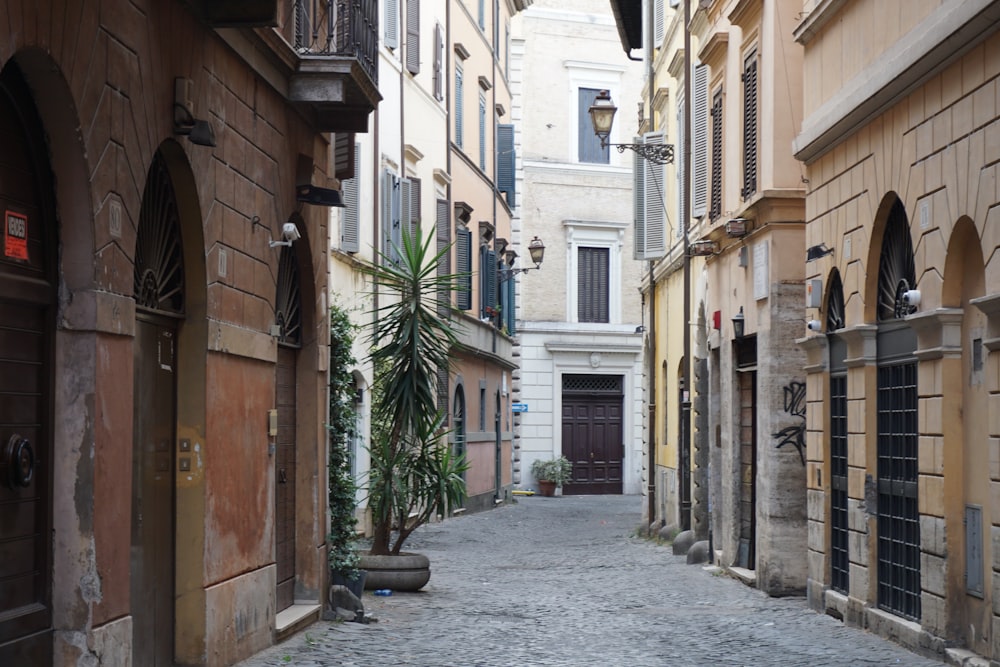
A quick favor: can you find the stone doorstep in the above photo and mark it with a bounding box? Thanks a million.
[275,603,322,643]
[727,566,757,587]
[944,647,991,667]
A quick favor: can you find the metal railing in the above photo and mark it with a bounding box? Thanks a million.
[285,0,378,85]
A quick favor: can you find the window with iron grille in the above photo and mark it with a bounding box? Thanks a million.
[830,371,849,594]
[578,88,609,164]
[741,49,758,200]
[563,374,622,393]
[405,0,420,75]
[578,247,609,323]
[710,88,723,221]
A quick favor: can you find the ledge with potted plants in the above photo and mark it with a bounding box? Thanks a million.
[357,227,469,591]
[531,455,573,497]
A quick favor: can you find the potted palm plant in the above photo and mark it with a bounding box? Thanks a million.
[358,227,469,591]
[531,456,573,497]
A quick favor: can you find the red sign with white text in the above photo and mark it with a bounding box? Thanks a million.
[5,211,28,261]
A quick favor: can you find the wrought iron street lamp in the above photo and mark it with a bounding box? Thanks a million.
[588,90,675,165]
[499,236,545,283]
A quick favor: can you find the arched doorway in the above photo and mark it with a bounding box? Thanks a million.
[0,59,57,667]
[825,269,848,595]
[274,244,302,612]
[132,150,186,666]
[873,196,920,620]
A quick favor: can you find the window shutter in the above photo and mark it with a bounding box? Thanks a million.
[381,169,395,263]
[406,0,420,75]
[400,178,412,249]
[499,262,511,331]
[578,88,609,164]
[334,133,355,180]
[407,177,421,242]
[676,97,685,238]
[478,0,485,29]
[496,124,516,207]
[480,246,497,317]
[294,0,312,50]
[578,247,609,323]
[390,174,402,263]
[639,132,667,259]
[433,24,444,101]
[479,93,487,170]
[457,227,472,310]
[341,142,361,253]
[505,276,516,334]
[633,140,646,258]
[692,64,709,218]
[742,52,758,199]
[654,0,665,46]
[710,89,723,221]
[436,199,451,314]
[455,65,464,148]
[385,0,399,49]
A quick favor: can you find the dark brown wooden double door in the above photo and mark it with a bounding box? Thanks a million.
[275,346,297,611]
[561,374,623,495]
[0,62,55,667]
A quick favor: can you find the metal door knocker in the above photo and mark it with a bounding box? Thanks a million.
[1,434,34,489]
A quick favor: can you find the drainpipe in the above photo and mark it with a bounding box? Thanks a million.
[680,0,693,532]
[645,0,658,530]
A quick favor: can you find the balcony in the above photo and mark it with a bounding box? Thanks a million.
[211,0,380,132]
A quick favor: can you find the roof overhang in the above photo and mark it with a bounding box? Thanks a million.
[609,0,643,54]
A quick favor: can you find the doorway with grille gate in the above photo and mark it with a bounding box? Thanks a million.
[874,197,920,621]
[561,374,623,495]
[827,270,849,594]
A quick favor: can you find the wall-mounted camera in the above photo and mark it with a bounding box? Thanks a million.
[902,289,921,307]
[807,320,822,332]
[270,221,301,248]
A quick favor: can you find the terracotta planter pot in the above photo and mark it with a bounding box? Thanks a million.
[538,480,557,497]
[358,552,431,591]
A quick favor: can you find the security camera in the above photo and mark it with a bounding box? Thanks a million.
[807,320,822,332]
[282,222,301,243]
[902,289,921,307]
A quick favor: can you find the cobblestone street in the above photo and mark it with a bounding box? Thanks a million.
[238,495,946,667]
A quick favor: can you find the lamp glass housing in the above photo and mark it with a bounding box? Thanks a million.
[527,236,545,267]
[732,307,745,339]
[588,90,617,146]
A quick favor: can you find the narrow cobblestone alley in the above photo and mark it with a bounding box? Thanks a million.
[237,495,946,667]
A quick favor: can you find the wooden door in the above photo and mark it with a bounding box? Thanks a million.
[737,370,756,570]
[561,396,623,495]
[131,318,176,666]
[275,345,297,611]
[0,62,55,667]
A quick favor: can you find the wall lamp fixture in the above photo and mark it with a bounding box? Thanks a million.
[689,240,719,256]
[732,307,745,339]
[806,243,834,262]
[173,79,215,147]
[499,236,545,282]
[589,90,675,165]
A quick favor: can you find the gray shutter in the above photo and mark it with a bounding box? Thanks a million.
[710,88,723,221]
[436,199,451,314]
[456,227,472,310]
[478,0,485,29]
[496,124,515,207]
[433,24,444,100]
[479,93,487,170]
[578,88,609,164]
[406,0,420,75]
[390,174,402,262]
[505,276,515,334]
[640,132,667,259]
[742,52,758,199]
[654,0,665,46]
[692,64,709,218]
[381,169,394,263]
[455,65,464,148]
[578,247,609,323]
[385,0,399,49]
[341,142,361,253]
[633,139,646,258]
[676,97,686,238]
[400,178,413,249]
[409,177,421,241]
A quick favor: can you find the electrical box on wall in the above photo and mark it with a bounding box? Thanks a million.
[806,279,822,308]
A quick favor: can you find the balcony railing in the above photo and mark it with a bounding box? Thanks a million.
[284,0,378,86]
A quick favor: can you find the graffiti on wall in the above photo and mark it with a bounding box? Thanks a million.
[772,380,806,465]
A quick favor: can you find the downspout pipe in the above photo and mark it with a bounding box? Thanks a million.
[680,0,693,532]
[645,0,657,529]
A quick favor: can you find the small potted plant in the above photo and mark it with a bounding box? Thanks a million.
[531,455,573,497]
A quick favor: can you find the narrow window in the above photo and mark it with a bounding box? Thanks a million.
[709,88,723,221]
[341,142,361,253]
[741,49,758,199]
[578,88,609,164]
[497,124,516,206]
[406,0,420,75]
[455,64,464,148]
[578,247,610,323]
[479,92,487,170]
[456,227,472,310]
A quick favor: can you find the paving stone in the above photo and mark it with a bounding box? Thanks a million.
[236,495,946,667]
